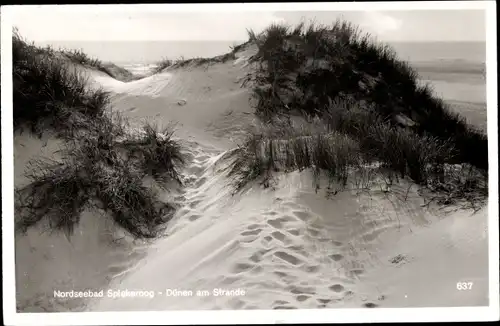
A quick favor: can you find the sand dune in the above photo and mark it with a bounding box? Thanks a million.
[14,44,489,312]
[88,155,488,311]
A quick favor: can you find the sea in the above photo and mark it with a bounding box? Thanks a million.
[35,39,487,129]
[35,40,485,70]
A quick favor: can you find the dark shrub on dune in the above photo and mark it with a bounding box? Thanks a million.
[13,30,110,136]
[13,31,137,136]
[243,20,488,175]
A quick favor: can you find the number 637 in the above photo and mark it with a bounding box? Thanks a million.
[456,282,473,290]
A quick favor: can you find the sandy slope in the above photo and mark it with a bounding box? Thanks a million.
[86,44,257,150]
[14,131,151,312]
[14,44,490,312]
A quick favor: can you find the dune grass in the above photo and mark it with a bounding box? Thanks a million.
[227,125,363,193]
[15,118,185,239]
[325,99,457,184]
[151,51,237,74]
[13,31,185,239]
[62,48,104,69]
[244,20,488,172]
[228,100,487,207]
[152,57,174,74]
[61,47,139,82]
[118,122,185,185]
[13,30,110,136]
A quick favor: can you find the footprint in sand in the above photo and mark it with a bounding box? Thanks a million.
[272,305,297,310]
[271,300,298,309]
[263,235,273,243]
[274,251,303,266]
[248,252,262,263]
[274,271,288,278]
[107,264,128,275]
[303,265,320,273]
[296,295,311,302]
[240,236,259,244]
[363,302,378,308]
[231,262,255,274]
[292,210,312,221]
[273,300,291,306]
[329,284,345,293]
[247,224,261,230]
[289,285,316,295]
[317,298,332,305]
[271,231,287,243]
[287,228,301,236]
[285,245,309,258]
[329,254,344,262]
[187,214,202,221]
[266,215,296,229]
[240,228,263,236]
[306,228,321,237]
[349,268,365,277]
[188,199,203,208]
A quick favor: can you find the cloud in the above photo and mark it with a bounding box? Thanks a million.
[358,11,403,37]
[12,9,285,41]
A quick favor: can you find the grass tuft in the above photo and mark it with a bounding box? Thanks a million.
[16,118,185,239]
[119,122,185,185]
[228,103,486,206]
[152,57,174,74]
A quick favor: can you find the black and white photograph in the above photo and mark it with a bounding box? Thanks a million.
[1,2,498,324]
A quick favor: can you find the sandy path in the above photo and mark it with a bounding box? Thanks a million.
[89,160,489,311]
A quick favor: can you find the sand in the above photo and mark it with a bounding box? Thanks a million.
[14,43,490,312]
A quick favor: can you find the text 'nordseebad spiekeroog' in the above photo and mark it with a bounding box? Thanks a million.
[54,288,246,299]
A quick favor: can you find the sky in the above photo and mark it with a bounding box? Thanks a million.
[10,6,486,43]
[5,6,487,63]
